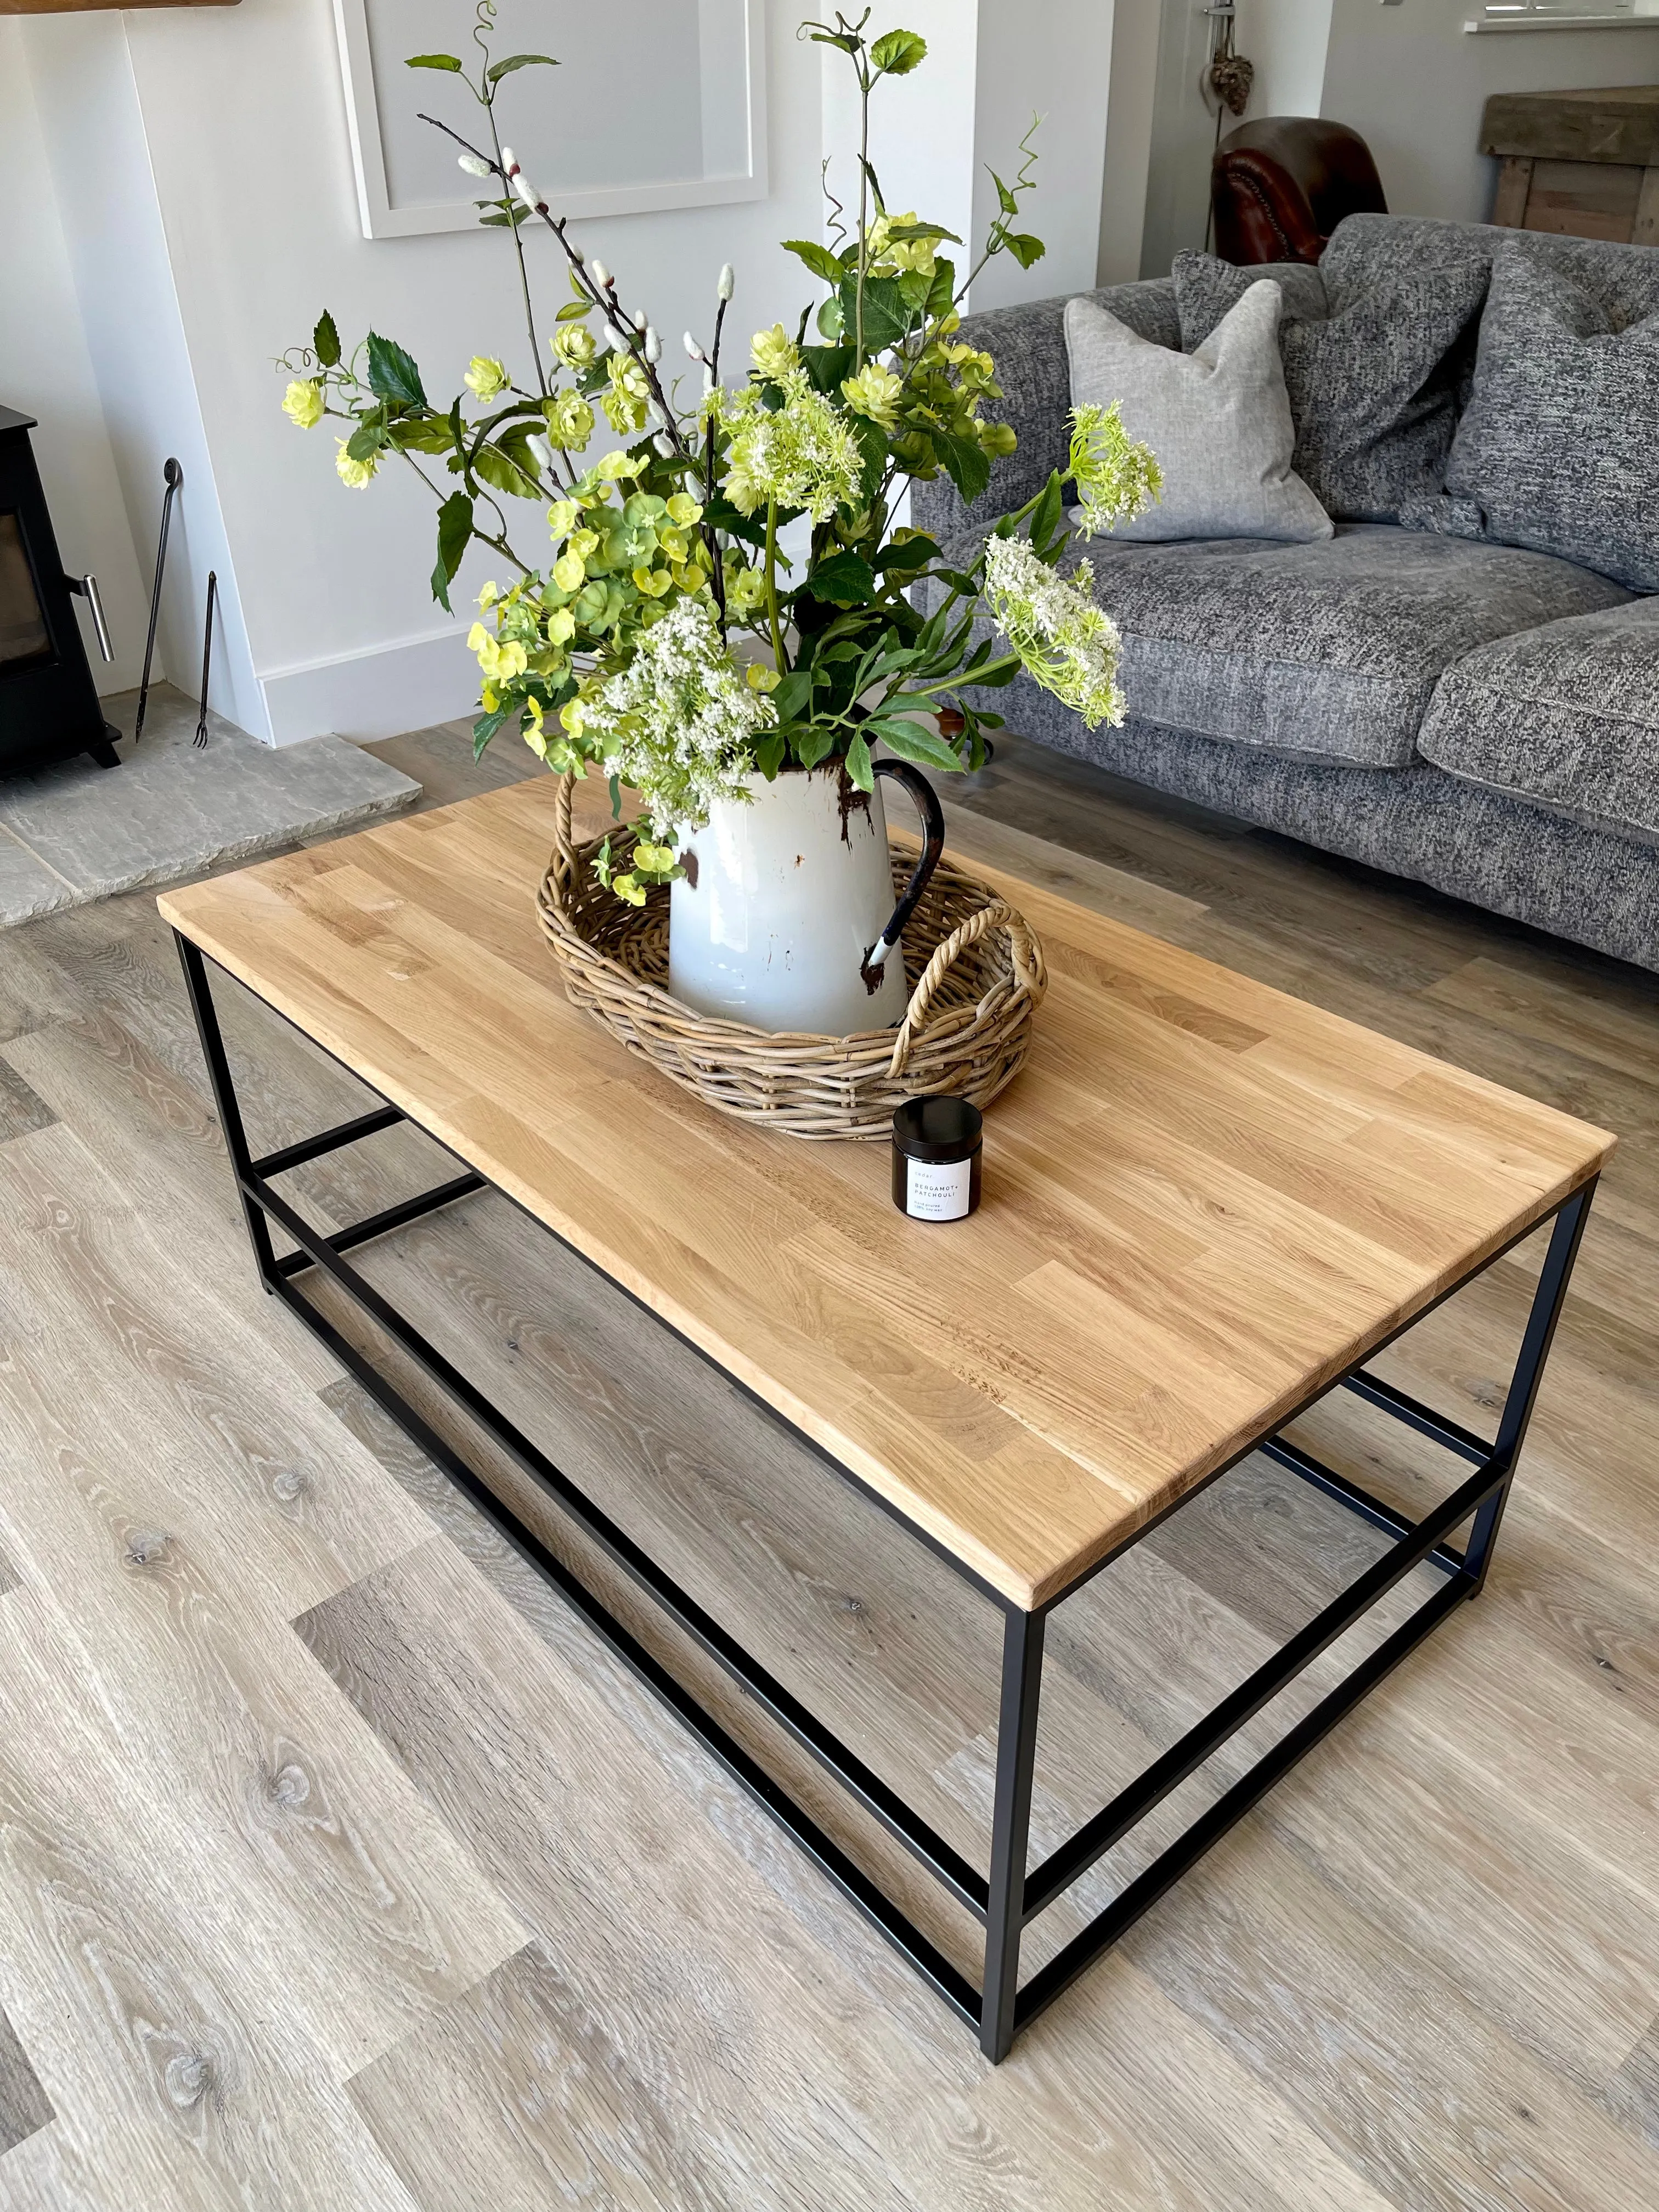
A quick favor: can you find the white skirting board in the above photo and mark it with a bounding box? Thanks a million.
[259,623,481,746]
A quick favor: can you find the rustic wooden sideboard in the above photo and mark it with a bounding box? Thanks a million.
[1482,84,1659,246]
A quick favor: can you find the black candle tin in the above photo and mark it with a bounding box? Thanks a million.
[891,1096,983,1222]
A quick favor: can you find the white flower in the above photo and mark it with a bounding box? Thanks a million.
[457,153,493,178]
[683,331,704,362]
[643,325,662,363]
[590,258,612,290]
[573,598,774,850]
[718,263,736,301]
[706,366,863,523]
[983,534,1126,731]
[526,433,554,477]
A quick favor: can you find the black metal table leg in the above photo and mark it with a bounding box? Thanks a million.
[170,927,1597,2064]
[980,1607,1045,2060]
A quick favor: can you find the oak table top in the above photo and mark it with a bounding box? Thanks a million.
[160,777,1613,1610]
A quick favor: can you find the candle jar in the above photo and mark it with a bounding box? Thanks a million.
[891,1096,983,1222]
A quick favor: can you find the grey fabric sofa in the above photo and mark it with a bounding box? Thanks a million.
[914,215,1659,974]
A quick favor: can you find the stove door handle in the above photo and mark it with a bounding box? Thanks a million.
[65,572,115,662]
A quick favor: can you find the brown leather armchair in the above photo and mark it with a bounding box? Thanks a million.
[1211,117,1387,266]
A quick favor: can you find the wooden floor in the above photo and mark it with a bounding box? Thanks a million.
[1,718,1657,2208]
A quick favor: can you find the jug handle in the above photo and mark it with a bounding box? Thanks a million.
[861,759,946,991]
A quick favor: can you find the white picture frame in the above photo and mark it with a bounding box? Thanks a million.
[331,0,769,241]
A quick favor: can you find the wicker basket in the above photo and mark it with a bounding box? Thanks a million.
[534,773,1047,1140]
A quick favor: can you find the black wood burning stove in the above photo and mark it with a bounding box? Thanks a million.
[1,405,121,777]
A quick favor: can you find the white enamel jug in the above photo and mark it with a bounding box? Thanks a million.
[668,757,945,1036]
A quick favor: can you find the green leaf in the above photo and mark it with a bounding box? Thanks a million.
[850,413,888,509]
[845,730,874,793]
[1000,230,1046,270]
[312,310,341,368]
[772,668,814,722]
[793,726,838,771]
[345,422,386,463]
[877,535,942,574]
[881,220,961,246]
[990,168,1019,219]
[815,294,845,342]
[703,493,768,549]
[864,716,964,772]
[472,703,511,756]
[799,342,854,396]
[925,259,956,319]
[555,298,593,321]
[488,53,559,80]
[933,430,991,507]
[754,729,788,780]
[432,490,473,612]
[471,441,540,499]
[782,238,847,286]
[1029,470,1063,555]
[838,271,912,353]
[391,416,455,454]
[405,53,463,71]
[809,549,878,606]
[365,332,427,409]
[870,28,927,75]
[479,206,534,228]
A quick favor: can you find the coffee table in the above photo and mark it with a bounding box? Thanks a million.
[160,777,1612,2062]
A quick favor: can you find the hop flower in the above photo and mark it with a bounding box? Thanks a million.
[284,379,325,430]
[552,322,597,371]
[867,210,936,278]
[1068,402,1163,538]
[464,356,510,401]
[707,368,863,524]
[335,438,379,488]
[602,350,652,433]
[543,390,594,449]
[983,534,1126,731]
[750,324,797,381]
[840,361,903,431]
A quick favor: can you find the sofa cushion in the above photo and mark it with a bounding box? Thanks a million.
[1322,213,1659,332]
[1171,247,1488,523]
[1064,283,1331,543]
[1418,596,1659,843]
[1440,247,1659,592]
[1060,524,1630,768]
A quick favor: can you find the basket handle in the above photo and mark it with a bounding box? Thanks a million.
[887,898,1046,1079]
[548,771,579,909]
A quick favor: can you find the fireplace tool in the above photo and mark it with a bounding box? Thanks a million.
[133,456,182,744]
[194,571,218,748]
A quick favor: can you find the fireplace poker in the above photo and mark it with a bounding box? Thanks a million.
[194,571,217,748]
[134,456,182,744]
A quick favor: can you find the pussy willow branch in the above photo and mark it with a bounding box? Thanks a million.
[416,113,693,466]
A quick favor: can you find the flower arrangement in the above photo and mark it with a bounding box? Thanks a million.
[280,3,1160,901]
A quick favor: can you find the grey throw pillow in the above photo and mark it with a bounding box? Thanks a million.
[1063,281,1331,544]
[1443,247,1659,592]
[1172,249,1489,524]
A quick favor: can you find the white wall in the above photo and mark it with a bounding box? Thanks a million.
[1098,0,1160,287]
[0,21,151,698]
[1321,2,1659,224]
[1235,0,1334,120]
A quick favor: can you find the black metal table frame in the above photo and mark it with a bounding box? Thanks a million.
[176,931,1595,2063]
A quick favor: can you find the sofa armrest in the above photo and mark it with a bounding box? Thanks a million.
[909,276,1178,548]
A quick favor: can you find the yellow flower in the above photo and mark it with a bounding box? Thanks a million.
[335,439,379,488]
[632,565,674,598]
[841,361,904,431]
[552,322,597,370]
[665,492,703,526]
[633,843,677,874]
[594,449,637,482]
[611,872,647,907]
[544,391,595,450]
[867,211,935,277]
[466,621,528,683]
[977,419,1018,458]
[560,698,586,737]
[546,606,576,644]
[464,356,509,401]
[725,563,768,615]
[284,379,325,429]
[546,498,578,538]
[477,579,500,610]
[552,550,586,592]
[746,662,781,693]
[750,323,797,381]
[569,528,601,560]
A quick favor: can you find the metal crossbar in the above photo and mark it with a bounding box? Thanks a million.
[174,931,1595,2063]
